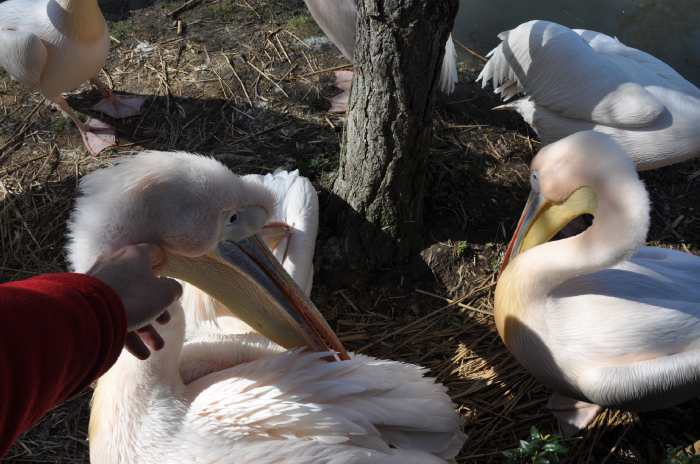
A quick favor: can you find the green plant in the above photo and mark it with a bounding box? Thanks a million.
[287,14,311,30]
[206,0,237,21]
[285,14,321,35]
[453,240,468,258]
[109,20,136,42]
[50,116,69,132]
[664,446,700,464]
[503,427,569,464]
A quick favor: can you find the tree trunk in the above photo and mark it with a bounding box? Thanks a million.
[332,0,458,269]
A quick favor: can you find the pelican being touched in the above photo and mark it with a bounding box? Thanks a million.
[495,131,700,433]
[0,0,146,155]
[303,0,459,112]
[478,20,700,170]
[67,151,466,463]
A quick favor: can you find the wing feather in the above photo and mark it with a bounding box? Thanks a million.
[549,246,700,367]
[303,0,356,61]
[439,35,458,95]
[478,20,666,128]
[0,29,47,87]
[574,28,700,95]
[184,350,465,459]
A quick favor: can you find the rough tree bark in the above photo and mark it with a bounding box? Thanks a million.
[332,0,459,269]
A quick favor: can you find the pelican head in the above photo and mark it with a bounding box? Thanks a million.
[67,151,347,357]
[500,131,647,273]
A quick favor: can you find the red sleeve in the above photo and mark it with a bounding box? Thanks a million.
[0,273,126,457]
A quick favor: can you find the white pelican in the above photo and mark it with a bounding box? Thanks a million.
[495,131,700,434]
[244,169,319,297]
[0,0,145,155]
[303,0,459,112]
[67,151,466,463]
[478,20,700,171]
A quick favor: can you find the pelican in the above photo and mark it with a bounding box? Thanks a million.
[0,0,146,155]
[303,0,459,112]
[478,20,700,171]
[244,169,319,296]
[67,151,466,463]
[495,131,700,434]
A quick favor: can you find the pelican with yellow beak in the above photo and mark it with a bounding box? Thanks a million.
[67,151,465,463]
[0,0,146,155]
[495,131,700,434]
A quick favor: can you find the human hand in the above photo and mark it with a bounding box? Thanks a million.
[87,243,182,360]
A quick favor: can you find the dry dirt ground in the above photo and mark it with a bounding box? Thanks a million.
[1,0,699,463]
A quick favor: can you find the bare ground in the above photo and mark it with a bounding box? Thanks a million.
[1,0,699,462]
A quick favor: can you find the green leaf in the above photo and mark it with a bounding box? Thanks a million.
[502,449,522,463]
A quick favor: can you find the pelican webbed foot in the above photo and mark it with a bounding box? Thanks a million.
[90,78,146,119]
[80,118,117,156]
[92,95,146,119]
[50,96,116,156]
[547,393,603,436]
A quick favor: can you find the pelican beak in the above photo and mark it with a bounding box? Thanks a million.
[160,235,349,361]
[500,186,597,273]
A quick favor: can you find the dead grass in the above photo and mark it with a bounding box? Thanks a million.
[1,0,698,463]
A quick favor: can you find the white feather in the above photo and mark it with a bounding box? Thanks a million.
[439,35,459,95]
[478,20,700,170]
[243,170,319,295]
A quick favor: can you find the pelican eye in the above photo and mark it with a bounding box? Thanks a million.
[530,171,540,191]
[229,213,238,223]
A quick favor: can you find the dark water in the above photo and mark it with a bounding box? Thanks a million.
[455,0,700,85]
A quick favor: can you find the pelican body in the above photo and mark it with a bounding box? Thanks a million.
[68,152,466,463]
[495,131,700,432]
[478,20,700,170]
[0,0,108,98]
[0,0,145,154]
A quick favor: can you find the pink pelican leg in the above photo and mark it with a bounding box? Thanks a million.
[547,393,603,436]
[329,69,354,113]
[90,78,146,119]
[50,96,116,156]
